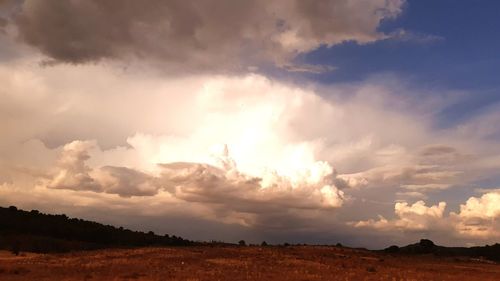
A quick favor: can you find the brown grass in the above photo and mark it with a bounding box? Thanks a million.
[0,246,498,280]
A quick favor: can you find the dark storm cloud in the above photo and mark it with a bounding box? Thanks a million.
[9,0,404,71]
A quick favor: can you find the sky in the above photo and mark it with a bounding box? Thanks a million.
[0,0,499,249]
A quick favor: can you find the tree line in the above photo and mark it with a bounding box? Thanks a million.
[0,206,192,253]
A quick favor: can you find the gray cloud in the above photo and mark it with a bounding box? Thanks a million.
[9,0,404,71]
[96,166,158,197]
[339,164,463,191]
[47,140,159,197]
[159,162,345,211]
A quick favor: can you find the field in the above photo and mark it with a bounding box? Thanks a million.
[0,246,498,280]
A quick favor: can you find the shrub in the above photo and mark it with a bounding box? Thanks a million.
[10,243,20,256]
[366,266,376,272]
[385,245,400,253]
[419,239,435,248]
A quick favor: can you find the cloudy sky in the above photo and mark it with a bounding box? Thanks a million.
[1,0,499,248]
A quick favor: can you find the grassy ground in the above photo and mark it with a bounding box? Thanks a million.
[0,246,498,280]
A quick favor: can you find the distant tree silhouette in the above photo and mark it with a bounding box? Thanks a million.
[418,239,435,248]
[261,241,268,246]
[238,240,246,246]
[385,245,399,253]
[0,205,194,253]
[10,241,20,256]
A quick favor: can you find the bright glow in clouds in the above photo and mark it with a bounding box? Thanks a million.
[110,75,346,208]
[127,75,335,183]
[0,65,347,213]
[1,61,500,245]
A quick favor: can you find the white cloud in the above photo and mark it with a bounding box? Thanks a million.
[352,192,500,240]
[451,191,500,238]
[351,200,447,231]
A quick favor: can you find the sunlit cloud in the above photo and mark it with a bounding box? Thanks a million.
[1,0,499,247]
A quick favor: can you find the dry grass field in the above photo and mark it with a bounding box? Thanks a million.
[0,246,498,281]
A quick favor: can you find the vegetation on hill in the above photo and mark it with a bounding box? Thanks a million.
[0,206,192,253]
[383,239,500,262]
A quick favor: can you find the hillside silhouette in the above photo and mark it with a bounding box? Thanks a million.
[384,239,500,262]
[0,206,192,253]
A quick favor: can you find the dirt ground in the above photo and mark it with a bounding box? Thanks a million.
[0,246,498,280]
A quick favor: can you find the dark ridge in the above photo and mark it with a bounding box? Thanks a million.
[382,239,500,262]
[0,205,193,253]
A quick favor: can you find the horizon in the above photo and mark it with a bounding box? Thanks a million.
[4,204,499,250]
[0,0,499,250]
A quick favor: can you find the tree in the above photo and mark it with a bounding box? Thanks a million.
[238,240,246,246]
[10,242,20,256]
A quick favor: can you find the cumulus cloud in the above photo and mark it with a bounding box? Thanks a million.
[451,191,500,238]
[352,192,500,240]
[351,200,447,231]
[1,60,500,243]
[46,140,158,197]
[45,139,345,213]
[3,0,404,71]
[21,68,356,222]
[47,140,101,192]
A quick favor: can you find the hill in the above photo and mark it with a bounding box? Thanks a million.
[0,205,192,253]
[383,239,500,262]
